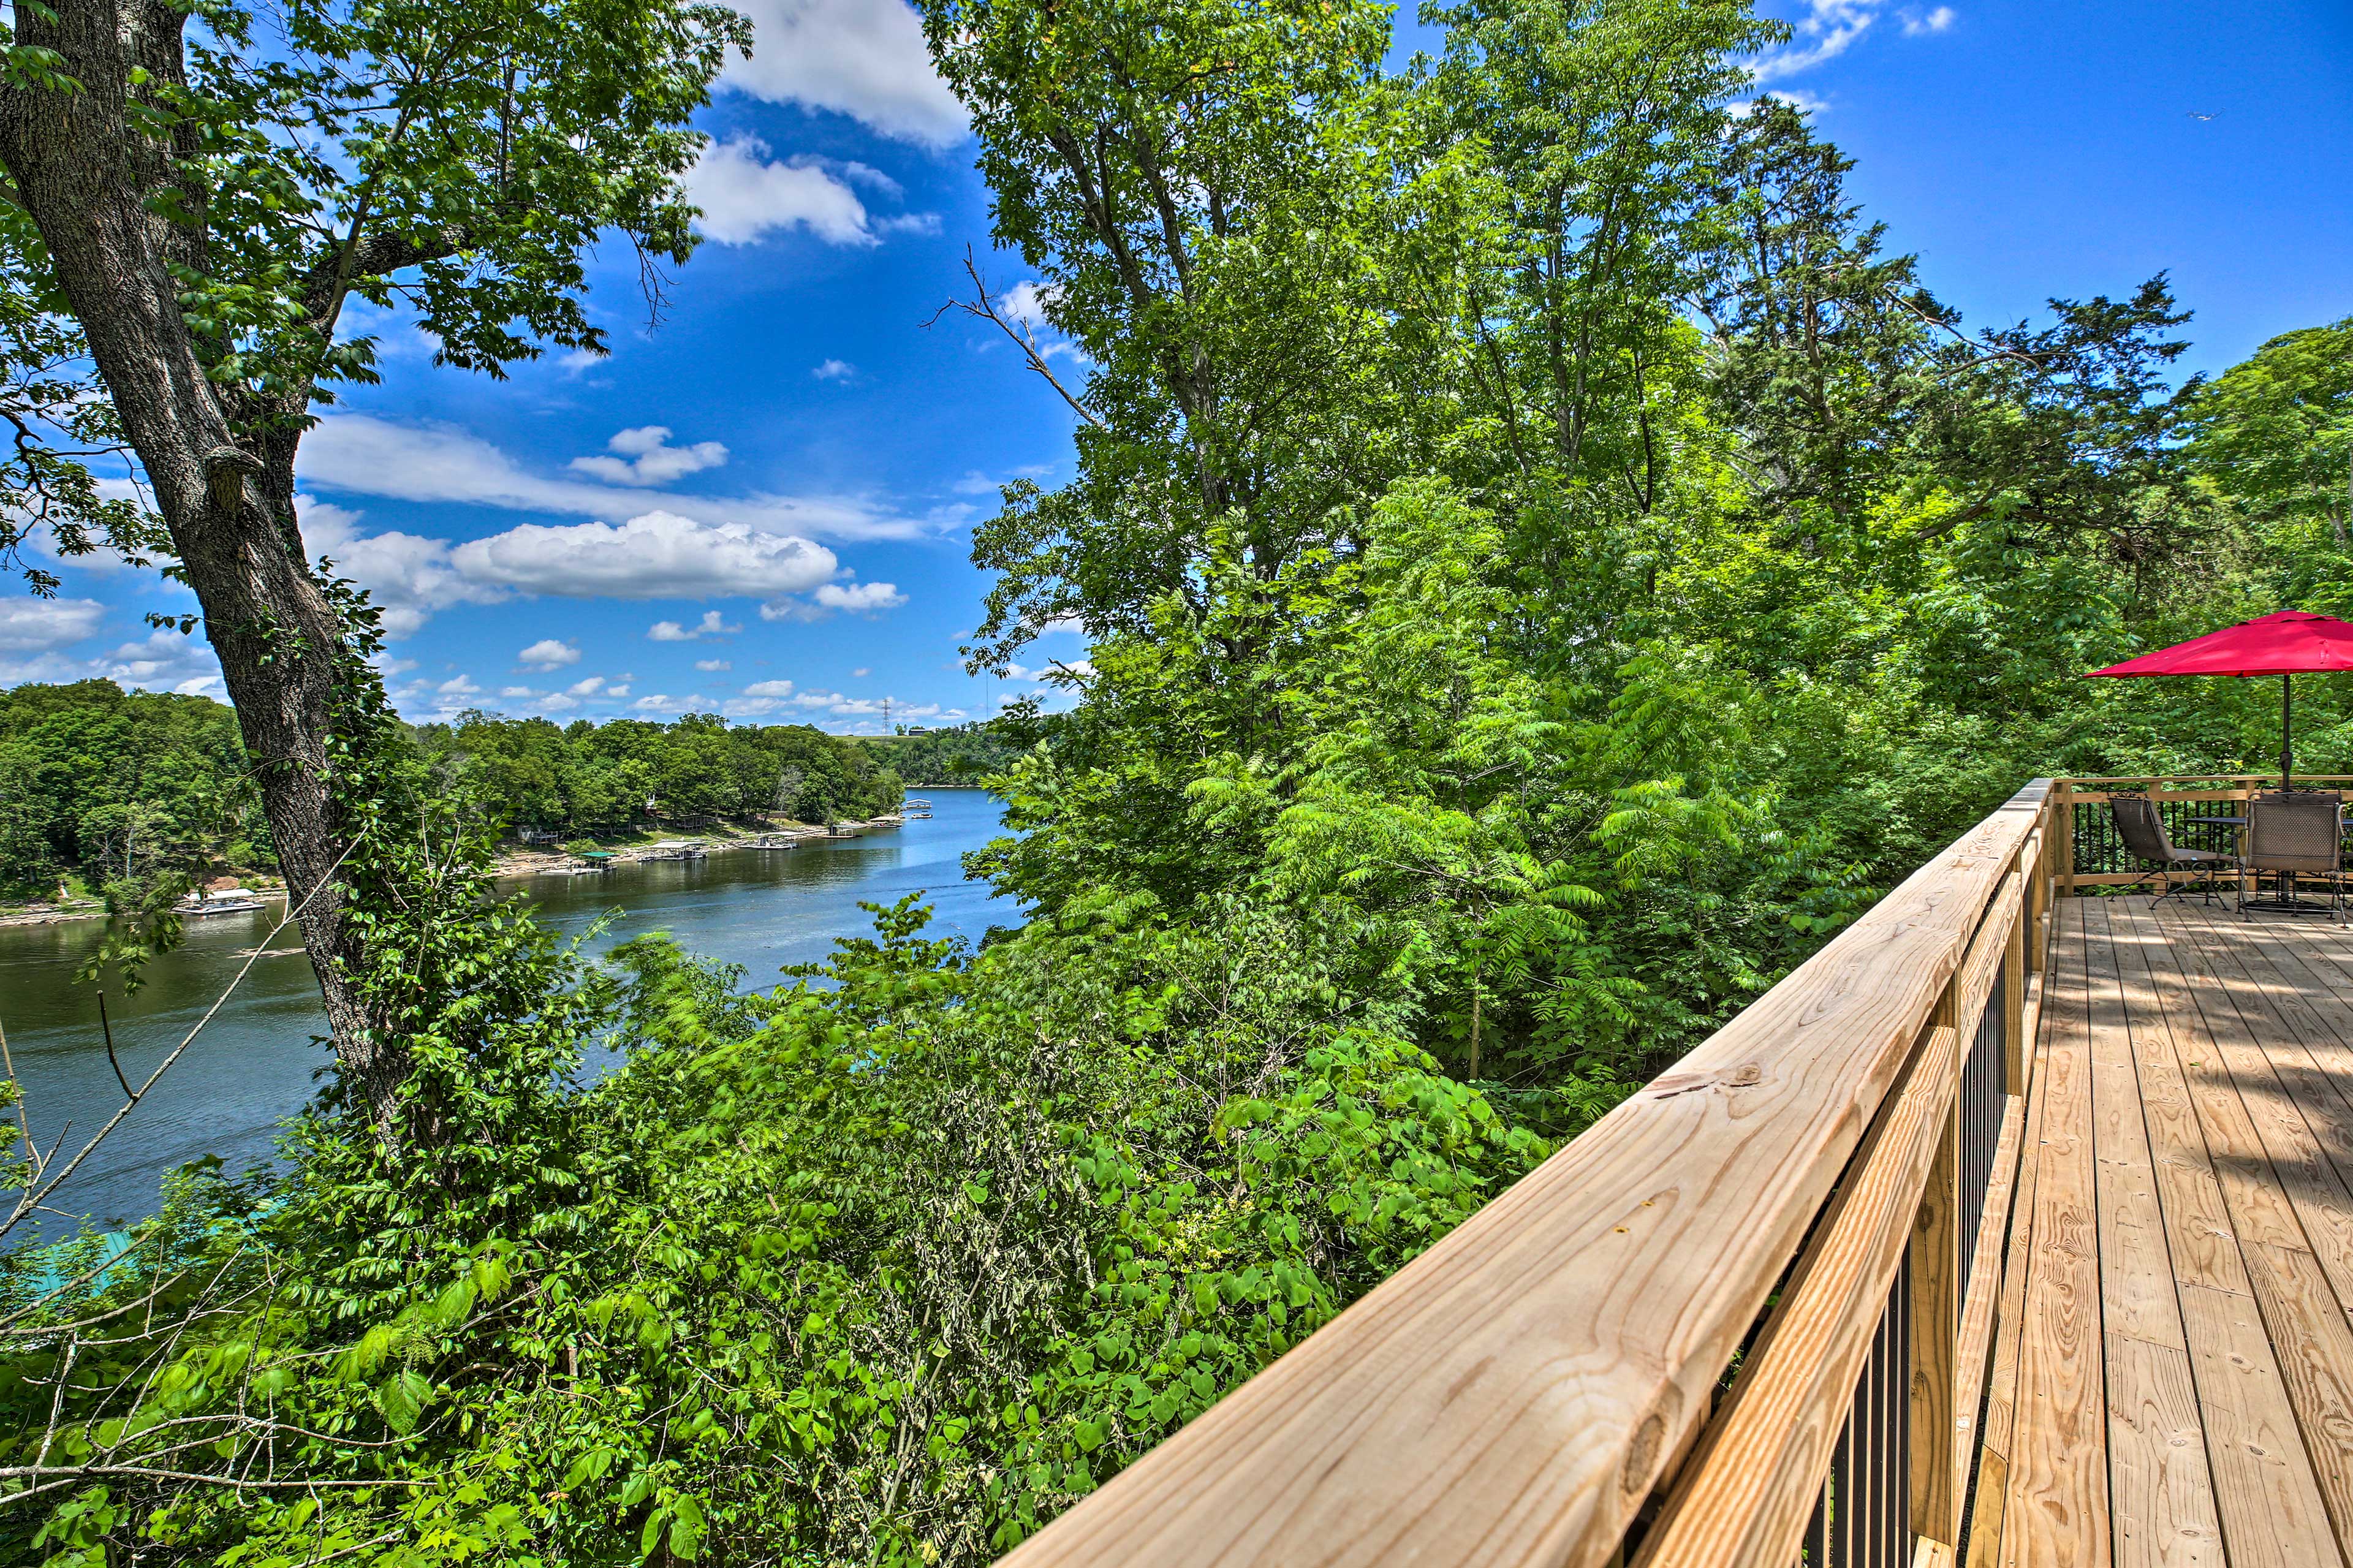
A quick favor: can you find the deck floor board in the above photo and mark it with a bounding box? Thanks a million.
[1988,896,2353,1566]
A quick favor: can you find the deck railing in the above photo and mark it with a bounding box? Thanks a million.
[996,780,2057,1568]
[2055,773,2353,887]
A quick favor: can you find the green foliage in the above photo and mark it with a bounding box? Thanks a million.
[0,888,1582,1566]
[856,722,1020,786]
[10,0,2353,1562]
[0,681,262,900]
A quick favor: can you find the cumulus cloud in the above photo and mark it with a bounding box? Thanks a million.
[1001,281,1058,330]
[520,638,582,669]
[299,487,843,635]
[695,658,733,672]
[99,630,224,695]
[813,359,857,381]
[301,498,505,638]
[499,685,535,699]
[567,676,607,697]
[300,414,913,542]
[721,0,966,148]
[758,580,906,622]
[1900,6,1955,33]
[743,678,796,699]
[0,597,106,651]
[688,138,934,247]
[816,581,906,613]
[648,609,743,642]
[452,512,834,602]
[569,426,729,487]
[438,675,480,697]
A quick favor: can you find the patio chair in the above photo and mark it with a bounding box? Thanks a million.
[2243,790,2349,922]
[2108,793,2241,906]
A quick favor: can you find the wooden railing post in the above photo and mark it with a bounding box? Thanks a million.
[1910,979,1964,1546]
[2003,897,2028,1095]
[2055,783,2076,897]
[2025,819,2049,977]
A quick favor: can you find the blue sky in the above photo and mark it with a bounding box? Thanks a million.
[7,0,2349,732]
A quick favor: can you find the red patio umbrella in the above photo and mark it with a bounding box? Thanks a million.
[2086,609,2353,789]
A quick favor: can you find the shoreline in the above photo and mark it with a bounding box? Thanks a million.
[0,814,918,928]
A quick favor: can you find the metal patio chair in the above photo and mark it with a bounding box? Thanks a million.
[2109,792,2241,906]
[2243,790,2349,920]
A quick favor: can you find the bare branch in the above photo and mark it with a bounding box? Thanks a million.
[927,248,1104,431]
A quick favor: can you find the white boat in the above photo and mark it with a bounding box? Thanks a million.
[179,885,268,915]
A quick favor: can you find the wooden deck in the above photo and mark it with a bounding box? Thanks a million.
[1982,893,2353,1568]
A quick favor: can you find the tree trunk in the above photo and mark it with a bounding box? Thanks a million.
[0,0,409,1138]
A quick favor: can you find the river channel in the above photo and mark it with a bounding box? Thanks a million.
[0,791,1009,1237]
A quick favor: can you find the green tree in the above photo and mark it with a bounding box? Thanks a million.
[2186,316,2353,612]
[0,0,748,1131]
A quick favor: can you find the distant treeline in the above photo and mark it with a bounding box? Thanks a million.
[855,722,1017,786]
[0,686,933,898]
[413,711,904,835]
[0,679,267,897]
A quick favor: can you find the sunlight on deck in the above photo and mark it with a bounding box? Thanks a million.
[1985,895,2353,1568]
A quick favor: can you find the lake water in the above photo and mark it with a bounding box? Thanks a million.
[0,791,1009,1236]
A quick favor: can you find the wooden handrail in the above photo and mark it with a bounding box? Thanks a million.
[2056,772,2353,784]
[997,780,2053,1568]
[2048,773,2353,890]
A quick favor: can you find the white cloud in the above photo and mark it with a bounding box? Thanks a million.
[688,138,882,247]
[0,597,105,651]
[453,511,834,602]
[813,359,857,381]
[1900,6,1955,33]
[567,676,607,697]
[607,683,632,698]
[301,414,914,543]
[695,658,733,672]
[851,667,870,677]
[539,693,582,713]
[99,629,223,693]
[721,0,966,148]
[1751,0,1877,83]
[305,494,845,634]
[816,581,906,613]
[300,494,502,638]
[743,678,797,698]
[1769,88,1831,116]
[650,609,744,641]
[438,675,481,697]
[499,685,536,698]
[520,638,582,669]
[1002,281,1059,331]
[569,426,729,487]
[633,694,676,711]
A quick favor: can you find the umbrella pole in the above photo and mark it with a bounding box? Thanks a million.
[2284,672,2295,789]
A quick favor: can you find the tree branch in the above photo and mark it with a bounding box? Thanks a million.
[926,249,1104,431]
